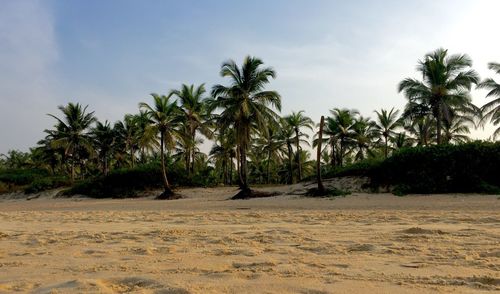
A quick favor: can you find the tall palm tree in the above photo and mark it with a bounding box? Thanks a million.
[211,56,281,193]
[255,126,286,184]
[91,120,115,175]
[285,110,313,181]
[277,119,296,184]
[170,84,213,175]
[404,116,435,146]
[352,116,376,161]
[114,114,140,168]
[139,94,182,198]
[328,108,358,167]
[47,103,96,182]
[374,107,401,158]
[477,62,500,138]
[398,48,479,144]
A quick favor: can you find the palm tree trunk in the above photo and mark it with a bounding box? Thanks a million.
[295,129,302,181]
[436,111,442,145]
[130,146,135,168]
[160,131,172,194]
[330,140,335,167]
[229,156,233,185]
[287,142,294,184]
[317,116,325,193]
[266,150,271,184]
[239,145,248,190]
[384,135,388,158]
[340,138,344,167]
[70,160,75,183]
[104,153,108,176]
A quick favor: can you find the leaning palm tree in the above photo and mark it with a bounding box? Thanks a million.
[47,103,96,182]
[398,48,480,144]
[211,56,281,196]
[170,84,213,176]
[139,94,182,198]
[285,110,314,181]
[374,107,401,158]
[477,62,500,138]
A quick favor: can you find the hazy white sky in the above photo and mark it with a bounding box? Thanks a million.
[1,0,499,153]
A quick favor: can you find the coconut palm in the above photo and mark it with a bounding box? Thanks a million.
[404,116,435,146]
[255,125,286,184]
[398,48,480,144]
[170,84,213,175]
[374,107,401,158]
[277,119,296,184]
[352,116,377,161]
[443,114,472,144]
[285,110,314,181]
[114,114,139,168]
[91,120,115,175]
[477,62,500,138]
[139,94,182,198]
[328,108,358,166]
[211,56,281,193]
[47,103,96,181]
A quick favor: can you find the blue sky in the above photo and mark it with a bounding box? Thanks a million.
[1,0,499,153]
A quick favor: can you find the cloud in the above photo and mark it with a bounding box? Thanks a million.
[0,0,59,153]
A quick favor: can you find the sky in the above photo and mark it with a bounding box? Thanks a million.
[1,0,500,154]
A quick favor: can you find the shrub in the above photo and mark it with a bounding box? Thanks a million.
[64,162,218,198]
[0,169,49,186]
[24,177,70,194]
[323,141,500,195]
[371,141,500,194]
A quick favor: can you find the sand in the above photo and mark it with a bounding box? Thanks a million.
[0,187,498,293]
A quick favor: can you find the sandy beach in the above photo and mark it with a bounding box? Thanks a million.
[0,188,498,293]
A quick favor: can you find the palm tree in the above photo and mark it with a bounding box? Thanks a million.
[211,56,281,194]
[255,125,286,184]
[47,103,96,182]
[285,111,314,181]
[352,116,376,161]
[139,94,182,198]
[114,114,139,168]
[91,120,115,175]
[277,119,296,184]
[477,62,500,138]
[316,116,325,194]
[328,108,358,167]
[374,108,401,158]
[443,114,472,144]
[398,48,480,144]
[404,116,435,146]
[170,84,213,176]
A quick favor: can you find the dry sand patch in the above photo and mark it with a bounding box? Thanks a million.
[0,189,498,293]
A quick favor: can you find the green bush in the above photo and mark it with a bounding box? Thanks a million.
[65,162,219,198]
[0,169,49,186]
[370,141,500,194]
[24,177,70,194]
[323,142,500,195]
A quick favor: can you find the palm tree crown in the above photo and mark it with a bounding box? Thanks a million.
[211,56,281,190]
[398,48,479,144]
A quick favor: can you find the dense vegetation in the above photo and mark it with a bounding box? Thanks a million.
[1,49,500,197]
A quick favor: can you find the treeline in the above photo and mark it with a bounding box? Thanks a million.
[1,49,500,196]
